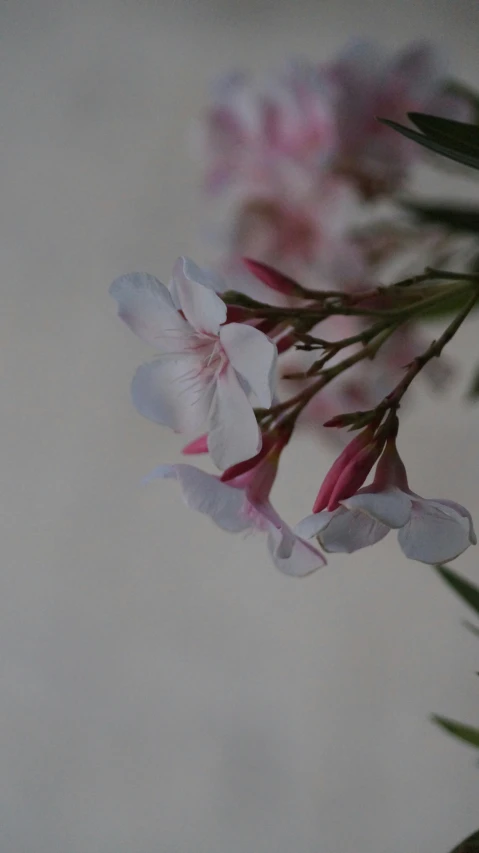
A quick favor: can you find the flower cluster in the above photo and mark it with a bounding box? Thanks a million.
[110,39,478,576]
[195,39,472,440]
[110,256,476,574]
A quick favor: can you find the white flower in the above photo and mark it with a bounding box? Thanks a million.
[110,257,277,470]
[296,439,476,564]
[147,461,325,577]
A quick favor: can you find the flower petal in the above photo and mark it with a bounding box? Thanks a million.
[341,487,412,528]
[318,506,390,553]
[171,257,227,334]
[132,357,214,434]
[109,272,192,350]
[267,523,326,577]
[398,498,476,564]
[294,511,337,540]
[207,364,261,469]
[146,464,250,532]
[220,322,277,408]
[434,499,477,545]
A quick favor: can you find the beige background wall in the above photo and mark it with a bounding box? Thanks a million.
[2,1,479,851]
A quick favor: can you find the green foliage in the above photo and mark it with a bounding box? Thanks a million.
[431,715,479,749]
[403,201,479,234]
[380,113,479,170]
[449,829,479,853]
[467,368,479,400]
[434,565,479,616]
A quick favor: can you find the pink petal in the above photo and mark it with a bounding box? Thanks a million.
[398,498,476,564]
[317,506,390,553]
[109,272,192,350]
[220,322,277,408]
[267,524,326,577]
[207,364,261,470]
[146,464,250,533]
[182,435,209,455]
[132,357,214,434]
[342,487,412,528]
[171,257,226,335]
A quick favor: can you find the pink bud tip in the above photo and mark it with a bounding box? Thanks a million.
[225,305,251,324]
[243,258,300,296]
[182,435,209,455]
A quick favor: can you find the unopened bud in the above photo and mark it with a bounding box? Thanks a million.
[313,428,380,513]
[243,258,303,297]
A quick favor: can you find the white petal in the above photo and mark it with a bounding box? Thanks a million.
[207,365,261,469]
[294,512,336,540]
[220,323,277,408]
[171,257,226,334]
[398,499,476,564]
[131,357,214,434]
[318,506,390,553]
[267,523,326,577]
[434,499,477,545]
[342,487,412,528]
[146,464,250,532]
[109,272,192,350]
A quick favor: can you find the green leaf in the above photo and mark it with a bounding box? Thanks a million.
[467,367,479,400]
[379,115,479,170]
[449,828,479,853]
[403,200,479,233]
[432,715,479,749]
[434,565,479,616]
[409,113,479,153]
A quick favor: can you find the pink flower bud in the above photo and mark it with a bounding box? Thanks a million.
[225,305,253,324]
[275,331,296,354]
[243,259,302,297]
[327,441,384,510]
[313,428,381,513]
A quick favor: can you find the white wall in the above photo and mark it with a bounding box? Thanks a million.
[1,1,479,850]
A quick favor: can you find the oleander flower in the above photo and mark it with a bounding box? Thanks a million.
[296,437,476,564]
[196,60,336,194]
[148,443,326,577]
[110,257,277,470]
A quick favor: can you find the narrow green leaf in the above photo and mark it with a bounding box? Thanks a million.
[403,200,479,233]
[379,119,479,170]
[449,828,479,853]
[432,715,479,749]
[409,113,479,153]
[434,565,479,615]
[467,367,479,400]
